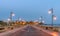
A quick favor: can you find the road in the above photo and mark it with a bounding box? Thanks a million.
[6,25,53,36]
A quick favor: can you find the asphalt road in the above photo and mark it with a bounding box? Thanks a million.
[7,26,53,36]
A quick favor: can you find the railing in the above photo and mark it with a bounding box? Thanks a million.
[37,24,60,32]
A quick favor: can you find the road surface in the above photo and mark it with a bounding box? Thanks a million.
[5,25,53,36]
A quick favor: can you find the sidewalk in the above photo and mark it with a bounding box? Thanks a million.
[0,25,28,36]
[31,25,60,36]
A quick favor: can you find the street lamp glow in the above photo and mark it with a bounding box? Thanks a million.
[7,18,11,21]
[48,8,53,14]
[42,20,45,23]
[48,10,52,14]
[53,16,57,21]
[12,13,15,16]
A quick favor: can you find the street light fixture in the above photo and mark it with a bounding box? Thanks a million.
[7,18,11,26]
[48,8,57,26]
[10,12,15,22]
[12,13,15,16]
[48,8,53,14]
[39,16,44,24]
[7,18,11,21]
[9,12,15,26]
[18,17,22,21]
[53,15,57,21]
[42,20,45,23]
[39,16,43,23]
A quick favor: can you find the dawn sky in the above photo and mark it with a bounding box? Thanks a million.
[0,0,60,24]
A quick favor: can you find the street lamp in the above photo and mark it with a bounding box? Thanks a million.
[18,17,22,21]
[7,18,11,26]
[39,16,43,23]
[7,18,11,22]
[10,12,15,22]
[48,8,57,26]
[39,16,44,24]
[42,20,45,23]
[9,12,15,26]
[53,15,57,21]
[48,8,53,26]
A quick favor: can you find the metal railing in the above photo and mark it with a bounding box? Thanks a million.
[37,24,60,32]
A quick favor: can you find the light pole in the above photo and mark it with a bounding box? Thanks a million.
[39,16,42,23]
[7,18,11,26]
[48,8,57,26]
[10,12,15,22]
[39,16,44,24]
[9,12,15,26]
[53,15,57,21]
[18,17,22,21]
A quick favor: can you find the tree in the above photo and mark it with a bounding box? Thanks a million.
[0,21,7,26]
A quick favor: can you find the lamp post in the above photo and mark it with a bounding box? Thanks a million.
[9,12,15,26]
[39,16,43,23]
[10,12,15,22]
[7,18,11,26]
[39,16,44,24]
[53,15,57,21]
[18,17,22,21]
[48,8,57,26]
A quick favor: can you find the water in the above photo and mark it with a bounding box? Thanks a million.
[41,24,60,27]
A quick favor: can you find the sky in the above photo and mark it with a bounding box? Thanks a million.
[0,0,60,24]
